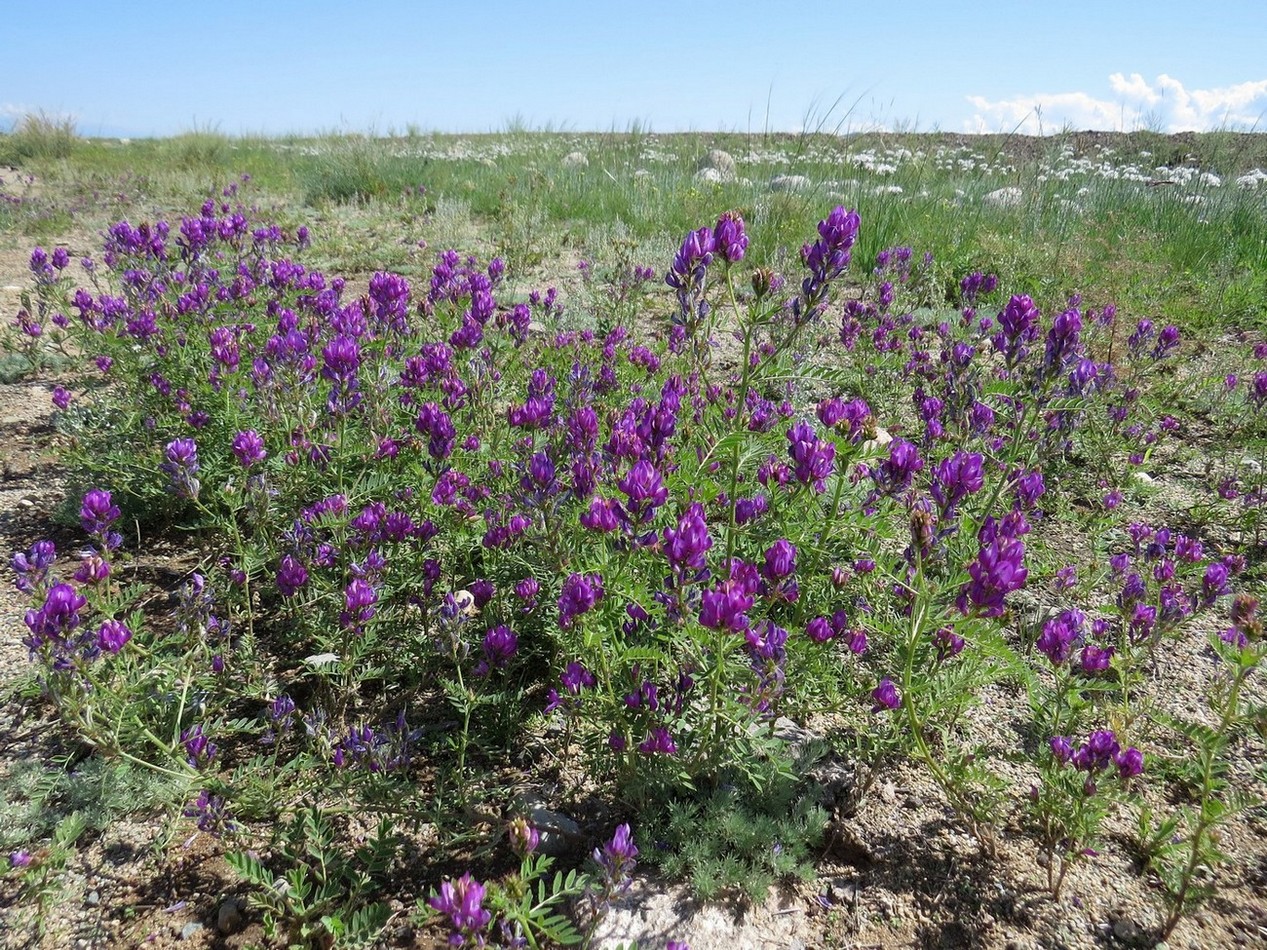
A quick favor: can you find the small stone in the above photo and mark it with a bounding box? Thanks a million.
[561,151,588,168]
[514,792,581,856]
[179,922,204,940]
[828,878,859,902]
[86,890,100,906]
[1112,914,1141,943]
[217,898,245,935]
[879,781,897,804]
[1131,471,1156,485]
[770,174,811,192]
[694,166,728,184]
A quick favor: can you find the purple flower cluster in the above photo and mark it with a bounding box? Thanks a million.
[799,206,861,315]
[786,421,836,492]
[957,516,1028,617]
[1050,729,1143,783]
[429,873,491,947]
[161,438,201,500]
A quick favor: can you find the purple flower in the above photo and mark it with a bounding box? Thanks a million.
[509,817,539,858]
[161,438,201,500]
[762,540,797,581]
[800,206,860,310]
[52,386,71,410]
[1202,562,1230,605]
[618,459,668,525]
[1078,643,1114,674]
[96,619,132,654]
[1013,470,1045,510]
[514,576,540,608]
[74,553,111,586]
[933,626,965,661]
[594,822,638,884]
[713,210,749,264]
[870,678,900,712]
[786,421,836,492]
[558,573,603,629]
[475,625,518,676]
[663,502,712,574]
[931,451,984,514]
[1042,306,1083,378]
[581,497,620,533]
[638,726,678,755]
[665,226,715,323]
[1115,746,1144,779]
[806,616,834,643]
[12,540,56,595]
[429,873,492,946]
[957,526,1028,618]
[79,488,120,538]
[415,402,456,462]
[993,294,1040,368]
[1049,735,1073,764]
[25,582,88,644]
[699,563,758,633]
[561,661,596,695]
[1072,730,1119,773]
[276,555,309,597]
[181,725,217,767]
[1036,609,1084,665]
[874,439,924,495]
[341,578,378,630]
[231,430,267,468]
[320,333,361,382]
[8,850,32,869]
[183,790,238,838]
[1152,324,1180,360]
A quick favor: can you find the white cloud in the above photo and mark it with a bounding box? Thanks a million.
[966,74,1267,133]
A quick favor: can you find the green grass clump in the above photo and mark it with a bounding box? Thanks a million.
[0,111,80,164]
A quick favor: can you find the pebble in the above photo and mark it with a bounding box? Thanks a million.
[217,897,245,934]
[86,890,100,905]
[1111,913,1141,944]
[179,921,204,940]
[514,791,581,856]
[770,174,811,193]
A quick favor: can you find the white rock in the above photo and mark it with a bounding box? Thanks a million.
[860,427,893,454]
[1131,471,1156,486]
[561,151,588,168]
[983,186,1024,208]
[770,174,811,192]
[694,166,728,184]
[695,148,737,182]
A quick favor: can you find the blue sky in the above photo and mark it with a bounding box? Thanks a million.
[5,0,1267,137]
